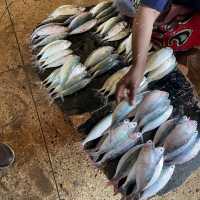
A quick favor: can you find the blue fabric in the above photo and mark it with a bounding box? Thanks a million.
[141,0,200,11]
[141,0,169,12]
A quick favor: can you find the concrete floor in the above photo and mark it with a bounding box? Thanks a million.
[0,0,200,200]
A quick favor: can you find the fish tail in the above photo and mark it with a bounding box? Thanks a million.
[89,151,100,162]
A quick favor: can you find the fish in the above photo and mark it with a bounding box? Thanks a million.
[111,91,149,127]
[153,118,180,146]
[37,40,72,59]
[32,32,68,49]
[103,21,127,40]
[47,5,85,18]
[48,63,88,93]
[105,29,130,42]
[134,145,164,194]
[165,130,198,161]
[136,77,149,94]
[166,137,200,165]
[51,78,91,102]
[147,55,177,82]
[97,10,118,25]
[98,67,130,95]
[144,156,164,190]
[31,24,68,42]
[122,142,164,195]
[68,12,93,31]
[84,46,114,68]
[164,119,198,153]
[89,54,119,74]
[82,113,112,147]
[90,1,113,16]
[111,144,144,187]
[144,47,173,74]
[92,60,120,78]
[96,6,116,19]
[141,105,173,133]
[134,90,169,123]
[39,54,71,71]
[89,120,137,162]
[137,165,175,200]
[96,132,142,166]
[69,19,97,35]
[117,36,129,54]
[39,49,73,67]
[138,99,170,129]
[125,33,132,55]
[100,16,122,35]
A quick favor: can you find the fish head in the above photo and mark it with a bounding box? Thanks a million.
[154,147,165,157]
[128,132,142,140]
[188,120,198,130]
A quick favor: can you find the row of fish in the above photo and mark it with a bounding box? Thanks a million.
[82,90,200,199]
[31,1,130,50]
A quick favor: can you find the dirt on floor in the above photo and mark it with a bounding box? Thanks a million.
[0,0,200,200]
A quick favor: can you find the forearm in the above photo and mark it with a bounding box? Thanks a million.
[132,6,160,73]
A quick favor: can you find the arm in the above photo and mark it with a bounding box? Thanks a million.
[116,6,160,104]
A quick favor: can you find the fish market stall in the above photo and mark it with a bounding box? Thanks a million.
[30,2,200,200]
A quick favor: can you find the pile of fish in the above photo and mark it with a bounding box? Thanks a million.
[30,2,200,200]
[84,46,120,78]
[98,47,176,99]
[154,116,200,165]
[42,55,90,102]
[82,90,200,199]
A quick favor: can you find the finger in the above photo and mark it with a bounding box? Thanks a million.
[128,85,136,105]
[116,83,126,104]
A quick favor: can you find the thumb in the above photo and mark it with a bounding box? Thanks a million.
[128,85,136,105]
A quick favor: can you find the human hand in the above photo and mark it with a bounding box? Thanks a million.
[116,67,144,105]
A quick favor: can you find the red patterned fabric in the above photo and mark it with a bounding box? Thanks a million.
[152,13,200,52]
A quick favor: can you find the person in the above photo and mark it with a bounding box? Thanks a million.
[0,143,15,168]
[115,0,200,105]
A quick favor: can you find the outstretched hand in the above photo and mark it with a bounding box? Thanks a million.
[116,67,144,105]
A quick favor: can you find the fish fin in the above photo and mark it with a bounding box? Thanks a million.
[89,151,100,162]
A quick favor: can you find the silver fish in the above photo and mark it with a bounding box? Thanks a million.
[90,1,113,16]
[164,119,198,153]
[141,105,173,133]
[97,10,118,25]
[112,92,148,127]
[96,132,142,166]
[145,47,173,74]
[90,120,137,161]
[165,130,198,161]
[82,113,112,147]
[68,12,92,31]
[134,90,169,123]
[96,6,116,19]
[153,118,180,146]
[138,165,175,200]
[138,100,170,129]
[32,32,68,49]
[111,144,144,186]
[69,19,97,35]
[100,16,122,35]
[84,46,114,68]
[105,29,130,42]
[166,137,200,165]
[37,40,72,60]
[147,55,177,82]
